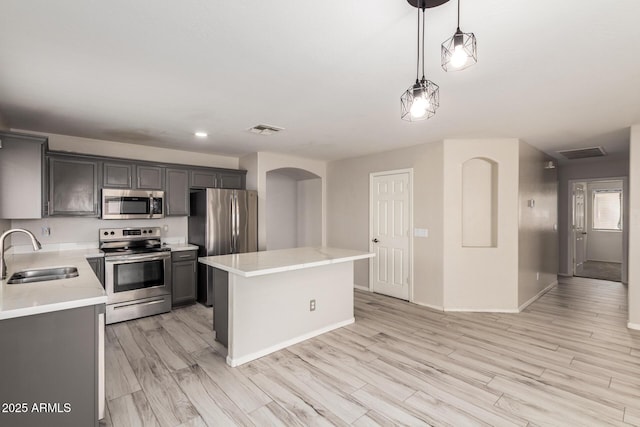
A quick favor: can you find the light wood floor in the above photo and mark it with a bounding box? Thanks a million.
[101,276,640,426]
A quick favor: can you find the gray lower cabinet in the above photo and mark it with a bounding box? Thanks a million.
[166,168,189,216]
[171,250,197,307]
[0,304,103,427]
[48,155,100,216]
[87,257,105,287]
[0,131,46,219]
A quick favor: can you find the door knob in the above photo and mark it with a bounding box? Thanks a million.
[372,238,379,243]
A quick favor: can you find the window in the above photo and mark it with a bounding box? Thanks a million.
[592,190,622,231]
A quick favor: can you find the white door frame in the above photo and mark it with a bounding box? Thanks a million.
[368,168,414,302]
[566,176,628,283]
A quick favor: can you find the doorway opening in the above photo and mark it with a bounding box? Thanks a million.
[570,179,626,282]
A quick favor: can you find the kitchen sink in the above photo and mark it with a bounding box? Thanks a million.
[7,266,78,284]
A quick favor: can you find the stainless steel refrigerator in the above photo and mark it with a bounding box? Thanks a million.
[188,188,258,306]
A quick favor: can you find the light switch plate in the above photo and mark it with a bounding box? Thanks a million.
[414,228,429,238]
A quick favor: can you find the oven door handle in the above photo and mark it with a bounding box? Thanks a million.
[105,254,169,264]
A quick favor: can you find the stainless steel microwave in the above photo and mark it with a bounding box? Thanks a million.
[102,189,164,219]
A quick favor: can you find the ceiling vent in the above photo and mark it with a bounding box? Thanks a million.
[247,124,284,136]
[557,146,607,160]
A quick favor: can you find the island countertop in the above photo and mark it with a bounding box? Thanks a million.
[0,249,107,320]
[198,246,374,278]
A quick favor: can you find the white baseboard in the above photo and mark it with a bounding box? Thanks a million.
[444,307,520,313]
[354,285,371,292]
[518,281,557,312]
[627,322,640,331]
[226,317,355,367]
[413,301,444,311]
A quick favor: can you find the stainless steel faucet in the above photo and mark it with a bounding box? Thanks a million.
[0,228,42,279]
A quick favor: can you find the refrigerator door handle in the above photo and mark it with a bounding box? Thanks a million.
[231,191,237,253]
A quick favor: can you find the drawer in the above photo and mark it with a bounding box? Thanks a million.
[172,250,197,262]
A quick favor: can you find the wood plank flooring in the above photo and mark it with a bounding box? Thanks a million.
[101,276,640,426]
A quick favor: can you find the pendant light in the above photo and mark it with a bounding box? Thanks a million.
[401,4,439,121]
[441,0,477,71]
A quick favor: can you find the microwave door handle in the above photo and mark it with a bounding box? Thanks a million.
[149,196,154,219]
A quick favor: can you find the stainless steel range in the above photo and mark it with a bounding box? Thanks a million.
[100,227,171,324]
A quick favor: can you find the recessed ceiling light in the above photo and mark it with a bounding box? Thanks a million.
[194,131,208,138]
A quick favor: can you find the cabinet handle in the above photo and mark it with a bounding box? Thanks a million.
[178,254,191,258]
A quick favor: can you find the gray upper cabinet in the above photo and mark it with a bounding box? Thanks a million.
[48,155,100,216]
[136,165,164,190]
[103,162,132,188]
[0,132,46,219]
[166,168,189,216]
[190,169,217,188]
[218,172,245,189]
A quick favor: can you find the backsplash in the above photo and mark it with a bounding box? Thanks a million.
[8,216,188,247]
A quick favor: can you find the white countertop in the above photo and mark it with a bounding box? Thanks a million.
[198,246,374,278]
[163,243,199,252]
[0,249,107,321]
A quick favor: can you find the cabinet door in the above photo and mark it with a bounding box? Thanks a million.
[0,132,45,219]
[136,165,164,190]
[190,170,217,188]
[103,162,132,188]
[166,168,189,216]
[172,255,197,307]
[48,156,99,216]
[218,172,245,189]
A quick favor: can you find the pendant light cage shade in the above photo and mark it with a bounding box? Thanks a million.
[400,78,440,121]
[441,30,477,71]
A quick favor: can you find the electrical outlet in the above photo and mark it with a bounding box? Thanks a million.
[536,272,540,281]
[309,299,316,311]
[41,226,51,236]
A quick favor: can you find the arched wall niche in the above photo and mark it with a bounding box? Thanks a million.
[461,157,498,248]
[265,167,322,250]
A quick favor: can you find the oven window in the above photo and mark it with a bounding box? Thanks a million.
[113,259,164,292]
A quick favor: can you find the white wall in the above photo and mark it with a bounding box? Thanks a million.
[13,130,239,169]
[586,180,623,263]
[443,139,520,311]
[517,141,558,308]
[558,156,629,275]
[239,153,258,191]
[297,178,322,247]
[265,172,298,250]
[628,124,640,328]
[9,216,188,248]
[327,142,444,307]
[0,117,13,240]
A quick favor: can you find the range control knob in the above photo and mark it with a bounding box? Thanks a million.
[110,231,115,235]
[103,231,108,236]
[142,230,147,234]
[148,229,153,234]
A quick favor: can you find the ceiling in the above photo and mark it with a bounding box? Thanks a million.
[0,0,638,162]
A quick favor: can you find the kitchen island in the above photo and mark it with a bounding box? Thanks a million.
[198,246,374,367]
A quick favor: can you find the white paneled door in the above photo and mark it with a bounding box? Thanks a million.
[370,170,412,300]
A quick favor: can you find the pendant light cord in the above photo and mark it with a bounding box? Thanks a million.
[421,7,425,79]
[416,6,420,81]
[457,0,461,30]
